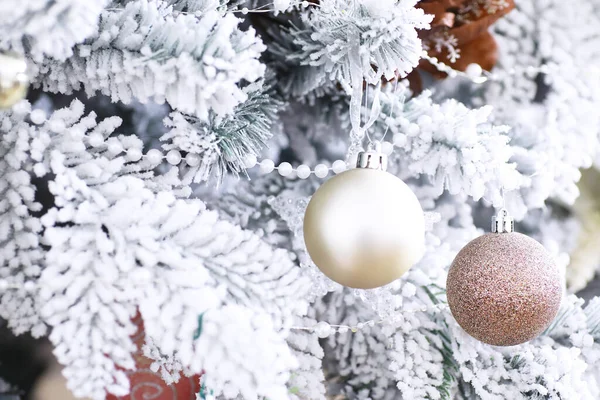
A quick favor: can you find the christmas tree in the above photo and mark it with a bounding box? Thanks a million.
[1,0,600,399]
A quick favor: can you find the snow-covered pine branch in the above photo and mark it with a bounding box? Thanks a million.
[161,76,282,183]
[314,288,448,399]
[41,173,308,398]
[286,316,326,399]
[444,294,599,399]
[37,0,266,120]
[26,98,187,195]
[485,0,600,215]
[0,100,312,399]
[278,0,431,92]
[357,86,526,206]
[0,0,108,61]
[0,103,47,337]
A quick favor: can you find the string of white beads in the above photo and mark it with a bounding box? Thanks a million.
[82,138,396,179]
[293,304,449,337]
[0,278,37,292]
[244,153,349,179]
[422,51,551,84]
[239,141,395,179]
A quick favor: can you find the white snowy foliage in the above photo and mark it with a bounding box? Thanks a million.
[40,166,306,398]
[161,78,281,182]
[38,0,266,120]
[387,92,524,204]
[39,167,140,399]
[0,102,47,337]
[286,316,326,399]
[4,0,600,399]
[316,289,447,399]
[0,0,108,60]
[273,0,293,14]
[0,100,312,399]
[289,0,431,88]
[194,305,297,399]
[144,338,188,385]
[443,295,600,399]
[485,0,600,215]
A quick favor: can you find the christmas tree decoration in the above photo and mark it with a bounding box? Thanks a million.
[446,209,562,346]
[0,52,28,109]
[303,145,425,289]
[4,0,600,399]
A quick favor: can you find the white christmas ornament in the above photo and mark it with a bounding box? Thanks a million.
[303,147,425,289]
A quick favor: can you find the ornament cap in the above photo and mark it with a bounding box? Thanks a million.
[491,208,514,233]
[357,142,388,171]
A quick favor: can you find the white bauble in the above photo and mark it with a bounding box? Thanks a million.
[303,167,425,289]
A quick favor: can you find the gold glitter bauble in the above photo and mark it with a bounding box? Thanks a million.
[0,52,29,109]
[446,232,562,346]
[303,168,425,289]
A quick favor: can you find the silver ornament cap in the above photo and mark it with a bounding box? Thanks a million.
[491,208,514,233]
[356,142,388,171]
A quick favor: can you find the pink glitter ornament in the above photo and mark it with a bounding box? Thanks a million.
[446,209,562,346]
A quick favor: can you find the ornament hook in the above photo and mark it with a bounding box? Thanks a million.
[491,208,514,233]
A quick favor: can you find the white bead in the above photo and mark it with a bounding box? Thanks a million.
[314,321,332,338]
[185,152,201,167]
[278,162,293,177]
[314,164,329,178]
[259,159,275,174]
[243,154,257,169]
[88,133,104,147]
[407,123,420,136]
[126,148,143,162]
[146,149,163,164]
[465,63,483,79]
[24,281,35,292]
[204,65,217,79]
[381,141,394,156]
[30,109,46,124]
[357,322,365,330]
[393,133,407,147]
[398,117,410,129]
[166,150,182,165]
[241,7,249,14]
[107,141,123,154]
[0,279,8,290]
[337,326,349,334]
[296,164,311,179]
[332,160,347,174]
